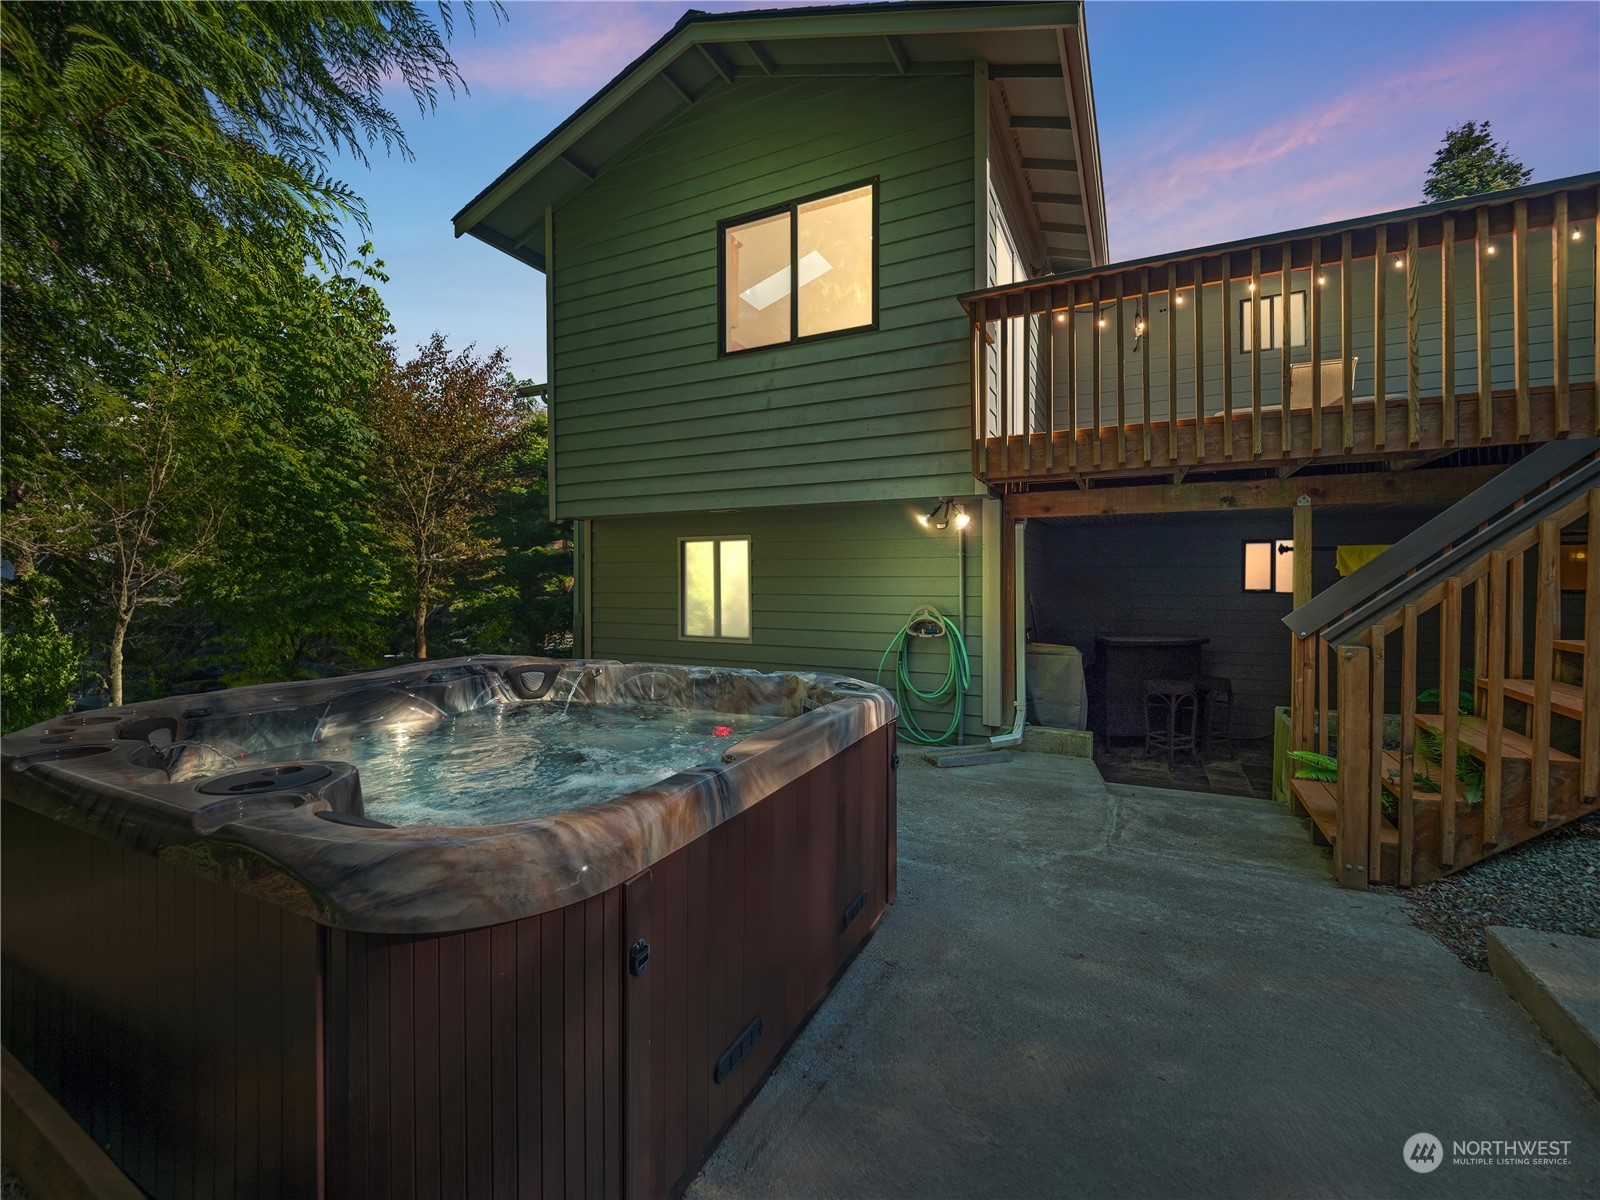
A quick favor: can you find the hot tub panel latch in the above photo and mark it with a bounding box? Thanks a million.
[629,938,650,976]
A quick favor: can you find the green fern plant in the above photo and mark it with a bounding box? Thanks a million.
[1413,724,1485,805]
[1288,750,1338,782]
[1418,668,1475,716]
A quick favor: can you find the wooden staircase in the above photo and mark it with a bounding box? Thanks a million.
[1286,440,1599,888]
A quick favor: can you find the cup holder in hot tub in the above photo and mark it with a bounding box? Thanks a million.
[10,744,116,770]
[196,763,332,795]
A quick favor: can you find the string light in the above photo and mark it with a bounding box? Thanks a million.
[1248,280,1256,292]
[1055,312,1066,323]
[1097,316,1106,328]
[1175,294,1186,306]
[1317,274,1327,285]
[1574,228,1584,241]
[1486,244,1497,256]
[1393,257,1405,269]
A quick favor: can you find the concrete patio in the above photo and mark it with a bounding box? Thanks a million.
[688,751,1600,1199]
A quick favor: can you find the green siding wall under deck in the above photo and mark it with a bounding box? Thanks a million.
[551,74,978,520]
[588,502,992,737]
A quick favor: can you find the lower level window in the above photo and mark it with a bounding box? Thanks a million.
[1244,539,1295,593]
[681,536,751,639]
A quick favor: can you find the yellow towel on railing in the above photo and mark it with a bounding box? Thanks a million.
[1336,545,1390,576]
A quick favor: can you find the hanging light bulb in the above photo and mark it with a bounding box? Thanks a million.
[1175,294,1186,306]
[1248,280,1256,292]
[953,505,970,530]
[1573,228,1584,241]
[1393,257,1405,270]
[1317,274,1327,285]
[1055,311,1066,323]
[1486,244,1497,256]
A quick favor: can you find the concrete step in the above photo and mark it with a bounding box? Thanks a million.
[1486,927,1600,1097]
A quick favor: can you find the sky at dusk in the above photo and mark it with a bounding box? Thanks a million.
[347,0,1600,382]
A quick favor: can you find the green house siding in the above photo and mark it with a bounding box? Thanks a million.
[588,501,992,735]
[551,73,979,520]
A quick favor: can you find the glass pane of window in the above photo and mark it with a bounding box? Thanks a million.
[1274,540,1296,592]
[724,211,792,352]
[1288,290,1308,347]
[1244,541,1272,591]
[797,185,873,338]
[719,539,750,638]
[682,540,716,637]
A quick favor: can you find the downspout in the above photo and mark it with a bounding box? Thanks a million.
[956,522,966,745]
[985,516,1028,749]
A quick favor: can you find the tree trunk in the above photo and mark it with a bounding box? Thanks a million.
[109,612,130,708]
[414,598,428,660]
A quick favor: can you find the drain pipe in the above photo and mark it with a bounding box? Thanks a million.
[984,517,1028,750]
[956,522,966,745]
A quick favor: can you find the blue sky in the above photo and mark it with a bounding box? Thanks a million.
[348,0,1600,382]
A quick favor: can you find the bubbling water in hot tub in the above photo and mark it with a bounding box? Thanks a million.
[288,702,785,826]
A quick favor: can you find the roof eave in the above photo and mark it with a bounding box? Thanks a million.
[453,2,1085,243]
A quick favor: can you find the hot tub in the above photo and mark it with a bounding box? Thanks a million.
[1,656,898,1199]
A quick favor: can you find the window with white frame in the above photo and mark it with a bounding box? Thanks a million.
[1239,290,1308,353]
[680,536,751,639]
[1243,539,1295,593]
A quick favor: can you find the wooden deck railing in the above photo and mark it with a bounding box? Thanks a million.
[961,176,1600,482]
[1285,441,1599,888]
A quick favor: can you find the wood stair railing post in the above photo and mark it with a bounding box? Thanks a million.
[1399,604,1418,884]
[1484,550,1508,846]
[1532,518,1559,824]
[1336,642,1373,889]
[1584,487,1599,804]
[1440,576,1462,867]
[1368,623,1387,878]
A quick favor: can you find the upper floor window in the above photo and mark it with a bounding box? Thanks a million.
[1239,291,1308,353]
[720,182,876,354]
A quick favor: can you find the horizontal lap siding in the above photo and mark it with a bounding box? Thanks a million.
[1028,507,1450,737]
[591,502,993,735]
[552,75,976,519]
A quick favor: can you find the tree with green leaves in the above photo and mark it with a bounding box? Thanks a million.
[1422,120,1532,203]
[369,336,527,659]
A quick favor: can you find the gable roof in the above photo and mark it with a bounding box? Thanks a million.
[453,1,1105,272]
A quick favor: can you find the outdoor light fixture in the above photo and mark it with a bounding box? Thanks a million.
[1133,306,1147,350]
[1486,244,1498,256]
[920,498,959,530]
[1574,228,1584,241]
[1055,311,1066,323]
[953,504,970,530]
[1317,274,1327,285]
[1248,281,1256,292]
[1175,293,1186,306]
[1393,257,1405,269]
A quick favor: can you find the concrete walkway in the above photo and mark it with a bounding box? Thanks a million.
[688,752,1600,1199]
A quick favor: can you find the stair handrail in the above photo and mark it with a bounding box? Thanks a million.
[1284,438,1600,640]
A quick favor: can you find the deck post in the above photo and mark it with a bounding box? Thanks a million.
[1335,642,1373,890]
[1289,495,1314,755]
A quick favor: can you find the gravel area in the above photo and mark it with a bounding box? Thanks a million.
[1375,811,1600,970]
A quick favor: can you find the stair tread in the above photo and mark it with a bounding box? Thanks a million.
[1292,776,1398,844]
[1492,677,1585,720]
[1413,713,1579,766]
[1553,639,1584,655]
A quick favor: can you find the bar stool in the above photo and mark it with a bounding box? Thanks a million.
[1197,675,1234,751]
[1144,678,1199,765]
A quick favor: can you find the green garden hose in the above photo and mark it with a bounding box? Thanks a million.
[874,605,971,746]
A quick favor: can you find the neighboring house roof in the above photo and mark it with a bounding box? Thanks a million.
[454,1,1106,273]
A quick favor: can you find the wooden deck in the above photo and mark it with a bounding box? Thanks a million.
[961,177,1598,487]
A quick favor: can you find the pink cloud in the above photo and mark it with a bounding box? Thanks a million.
[1104,5,1599,261]
[450,2,675,96]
